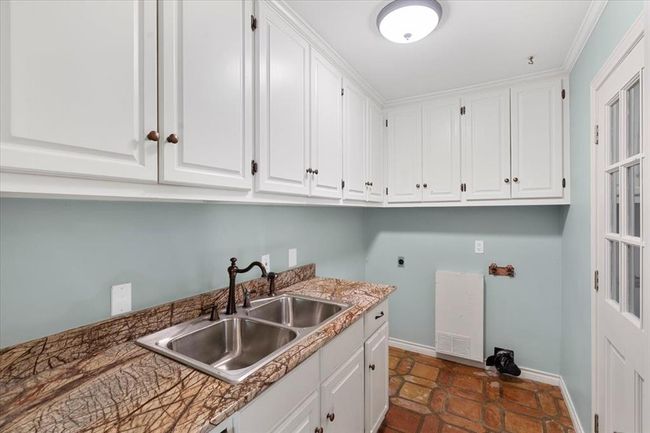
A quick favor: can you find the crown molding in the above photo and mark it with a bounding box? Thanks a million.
[562,0,608,72]
[271,0,386,105]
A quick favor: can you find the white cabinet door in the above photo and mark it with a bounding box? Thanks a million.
[510,79,564,199]
[271,390,321,433]
[343,80,367,201]
[159,0,252,190]
[256,2,310,196]
[422,98,461,202]
[0,0,157,182]
[367,101,385,203]
[461,89,511,200]
[386,107,422,203]
[321,346,364,433]
[365,323,389,433]
[310,51,342,199]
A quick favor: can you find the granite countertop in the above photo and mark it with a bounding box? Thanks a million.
[0,274,394,433]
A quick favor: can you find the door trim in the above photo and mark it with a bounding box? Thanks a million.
[590,11,646,429]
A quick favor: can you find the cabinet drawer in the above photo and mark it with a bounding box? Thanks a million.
[320,319,363,380]
[237,354,319,433]
[364,299,388,339]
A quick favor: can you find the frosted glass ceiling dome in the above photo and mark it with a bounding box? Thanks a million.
[377,0,443,44]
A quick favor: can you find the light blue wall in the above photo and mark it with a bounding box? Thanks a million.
[0,199,366,347]
[364,206,564,374]
[561,1,644,430]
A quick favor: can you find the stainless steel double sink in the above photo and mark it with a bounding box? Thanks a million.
[137,294,350,384]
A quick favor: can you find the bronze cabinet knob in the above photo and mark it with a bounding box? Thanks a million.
[306,168,313,174]
[423,183,428,188]
[504,178,510,183]
[369,182,373,186]
[369,364,376,370]
[313,169,319,175]
[146,130,160,141]
[326,413,335,422]
[416,184,420,188]
[166,133,179,144]
[315,428,323,433]
[513,177,519,182]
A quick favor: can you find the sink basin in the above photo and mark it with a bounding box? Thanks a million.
[247,295,344,328]
[168,317,297,371]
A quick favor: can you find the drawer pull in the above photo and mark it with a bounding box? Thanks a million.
[369,363,376,371]
[375,311,384,320]
[326,412,335,422]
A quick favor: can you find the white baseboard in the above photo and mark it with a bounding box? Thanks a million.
[389,337,581,431]
[559,376,585,433]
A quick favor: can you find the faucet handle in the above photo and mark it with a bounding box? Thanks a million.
[209,305,220,321]
[242,288,252,308]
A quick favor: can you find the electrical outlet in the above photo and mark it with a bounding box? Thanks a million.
[111,283,132,316]
[261,254,271,272]
[474,240,484,254]
[288,248,297,267]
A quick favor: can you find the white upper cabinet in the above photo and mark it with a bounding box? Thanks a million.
[367,101,385,203]
[255,2,310,196]
[461,89,512,200]
[310,51,343,199]
[510,79,564,199]
[0,0,157,182]
[422,98,461,202]
[343,80,367,201]
[159,0,253,190]
[386,107,422,203]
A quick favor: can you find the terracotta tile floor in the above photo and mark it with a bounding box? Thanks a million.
[379,347,575,433]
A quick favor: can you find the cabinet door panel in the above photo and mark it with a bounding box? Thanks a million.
[159,0,252,190]
[365,323,389,433]
[343,81,367,201]
[511,79,563,198]
[271,390,320,433]
[321,346,364,433]
[0,0,157,181]
[461,89,511,200]
[311,51,342,199]
[422,98,461,202]
[367,102,385,203]
[386,107,422,203]
[256,2,310,196]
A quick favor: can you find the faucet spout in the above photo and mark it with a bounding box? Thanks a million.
[225,257,268,315]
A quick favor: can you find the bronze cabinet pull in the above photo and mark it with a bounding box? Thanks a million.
[369,364,376,370]
[375,311,384,320]
[423,183,428,188]
[166,133,179,144]
[313,169,319,175]
[504,178,510,183]
[416,183,420,188]
[513,177,519,182]
[146,130,160,141]
[326,413,335,422]
[315,428,323,433]
[306,168,313,174]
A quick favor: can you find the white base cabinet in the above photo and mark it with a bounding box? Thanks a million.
[234,304,390,433]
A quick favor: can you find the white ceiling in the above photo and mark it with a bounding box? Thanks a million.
[285,0,592,101]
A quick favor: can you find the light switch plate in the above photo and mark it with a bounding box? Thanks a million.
[111,283,132,316]
[474,240,484,254]
[288,248,297,267]
[261,254,271,272]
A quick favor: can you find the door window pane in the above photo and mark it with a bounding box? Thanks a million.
[609,240,620,303]
[610,99,620,164]
[626,244,641,318]
[627,79,640,157]
[609,170,620,233]
[626,164,641,237]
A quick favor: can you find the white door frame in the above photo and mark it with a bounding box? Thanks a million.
[590,11,648,433]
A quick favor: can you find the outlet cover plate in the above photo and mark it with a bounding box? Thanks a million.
[111,283,132,316]
[261,254,271,272]
[288,248,297,267]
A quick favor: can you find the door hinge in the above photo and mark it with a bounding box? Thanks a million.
[341,179,345,189]
[594,413,599,433]
[250,15,257,31]
[385,119,389,127]
[594,124,599,145]
[561,89,566,100]
[594,270,599,292]
[460,106,466,115]
[385,187,389,195]
[251,159,258,175]
[562,178,566,188]
[341,88,344,96]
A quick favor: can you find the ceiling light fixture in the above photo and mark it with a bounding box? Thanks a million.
[377,0,443,44]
